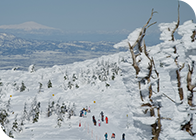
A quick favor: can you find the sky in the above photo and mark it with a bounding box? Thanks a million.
[0,0,195,34]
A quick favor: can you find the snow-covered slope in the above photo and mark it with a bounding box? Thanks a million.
[0,33,126,70]
[0,19,196,140]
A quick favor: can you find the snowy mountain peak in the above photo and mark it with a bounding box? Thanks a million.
[0,21,57,31]
[0,33,16,40]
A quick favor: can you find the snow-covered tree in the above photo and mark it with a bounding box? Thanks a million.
[28,64,35,73]
[0,109,9,129]
[20,81,26,92]
[47,80,52,88]
[38,82,43,93]
[28,97,40,123]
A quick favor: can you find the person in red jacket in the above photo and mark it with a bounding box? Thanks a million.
[111,133,115,138]
[105,116,108,124]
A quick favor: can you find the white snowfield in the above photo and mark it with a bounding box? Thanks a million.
[0,20,196,140]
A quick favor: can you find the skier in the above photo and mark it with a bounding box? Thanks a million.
[88,106,91,113]
[111,133,115,138]
[104,132,108,140]
[98,119,101,126]
[84,110,87,117]
[100,111,104,121]
[105,116,108,124]
[122,133,125,140]
[92,116,96,126]
[82,108,86,117]
[79,109,83,117]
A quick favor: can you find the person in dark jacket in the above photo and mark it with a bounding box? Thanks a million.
[92,116,96,126]
[80,110,83,117]
[122,133,125,140]
[100,111,104,121]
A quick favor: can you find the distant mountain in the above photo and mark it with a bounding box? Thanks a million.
[0,33,127,70]
[0,22,63,42]
[0,21,57,31]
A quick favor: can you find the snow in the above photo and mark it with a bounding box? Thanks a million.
[0,19,196,140]
[113,28,142,49]
[158,22,177,41]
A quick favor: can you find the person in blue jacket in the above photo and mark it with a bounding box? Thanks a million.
[104,132,108,140]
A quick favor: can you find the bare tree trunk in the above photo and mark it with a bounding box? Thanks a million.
[130,9,157,50]
[149,84,152,98]
[139,81,144,101]
[181,114,194,136]
[151,108,162,140]
[154,108,162,140]
[191,30,196,42]
[128,42,140,75]
[176,69,184,100]
[171,2,180,41]
[187,63,196,106]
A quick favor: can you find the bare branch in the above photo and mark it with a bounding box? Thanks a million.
[131,9,157,49]
[147,21,157,29]
[171,2,180,41]
[141,103,152,107]
[161,117,172,120]
[152,58,159,92]
[162,93,176,103]
[179,63,185,71]
[128,42,140,75]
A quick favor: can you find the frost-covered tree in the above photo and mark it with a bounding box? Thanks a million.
[21,102,29,125]
[72,73,77,82]
[47,101,55,117]
[6,99,11,112]
[115,8,162,139]
[75,84,79,89]
[67,81,73,89]
[38,82,43,93]
[28,64,35,73]
[0,109,9,129]
[12,119,18,132]
[0,81,3,86]
[55,102,64,127]
[29,97,40,123]
[126,9,161,139]
[47,80,52,88]
[20,81,26,92]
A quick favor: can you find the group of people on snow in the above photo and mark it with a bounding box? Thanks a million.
[92,111,108,126]
[79,106,90,117]
[104,132,125,140]
[79,109,125,139]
